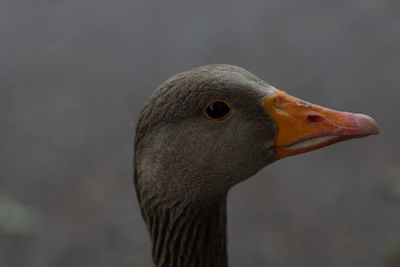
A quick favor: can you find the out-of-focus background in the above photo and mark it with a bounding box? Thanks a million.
[1,0,399,266]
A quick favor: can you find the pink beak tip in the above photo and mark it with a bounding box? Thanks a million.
[355,114,380,135]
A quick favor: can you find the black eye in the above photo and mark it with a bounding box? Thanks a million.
[204,100,231,120]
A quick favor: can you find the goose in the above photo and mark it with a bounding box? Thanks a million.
[133,64,379,267]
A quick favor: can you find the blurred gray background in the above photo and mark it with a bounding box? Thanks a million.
[1,0,399,266]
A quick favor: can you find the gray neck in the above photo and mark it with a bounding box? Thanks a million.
[141,193,228,267]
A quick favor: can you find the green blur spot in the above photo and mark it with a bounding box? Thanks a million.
[0,196,35,235]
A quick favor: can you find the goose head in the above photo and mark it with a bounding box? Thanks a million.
[134,64,379,267]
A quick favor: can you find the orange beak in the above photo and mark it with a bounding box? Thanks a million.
[264,90,380,160]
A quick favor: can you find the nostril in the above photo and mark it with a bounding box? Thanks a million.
[307,115,324,122]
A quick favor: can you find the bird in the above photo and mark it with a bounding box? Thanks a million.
[133,64,379,267]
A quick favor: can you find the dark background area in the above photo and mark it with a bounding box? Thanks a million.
[1,0,400,266]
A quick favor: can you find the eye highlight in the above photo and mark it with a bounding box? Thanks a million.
[204,99,232,120]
